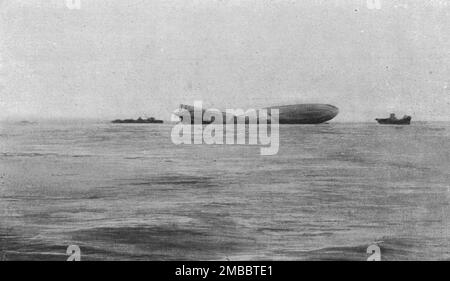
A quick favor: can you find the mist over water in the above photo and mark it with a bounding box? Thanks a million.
[0,121,449,260]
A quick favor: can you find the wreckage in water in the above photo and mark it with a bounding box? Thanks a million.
[175,103,339,124]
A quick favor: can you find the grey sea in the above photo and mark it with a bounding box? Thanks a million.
[0,121,449,261]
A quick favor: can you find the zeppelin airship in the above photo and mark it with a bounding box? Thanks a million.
[266,104,339,124]
[176,103,339,124]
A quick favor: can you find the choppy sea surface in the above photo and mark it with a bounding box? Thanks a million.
[0,120,449,261]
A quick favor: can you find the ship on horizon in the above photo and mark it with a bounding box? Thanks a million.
[112,117,164,124]
[376,113,411,125]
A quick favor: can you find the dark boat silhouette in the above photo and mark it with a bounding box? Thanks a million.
[112,117,163,124]
[376,113,411,125]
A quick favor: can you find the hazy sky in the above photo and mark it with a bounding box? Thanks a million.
[1,0,449,121]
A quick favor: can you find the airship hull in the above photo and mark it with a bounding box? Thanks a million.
[266,104,339,124]
[177,103,339,124]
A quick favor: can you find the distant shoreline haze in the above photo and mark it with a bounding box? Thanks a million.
[1,117,449,123]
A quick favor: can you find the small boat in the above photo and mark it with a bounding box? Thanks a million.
[376,113,411,125]
[18,121,38,125]
[112,117,163,124]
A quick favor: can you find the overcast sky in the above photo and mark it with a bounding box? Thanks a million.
[1,0,449,121]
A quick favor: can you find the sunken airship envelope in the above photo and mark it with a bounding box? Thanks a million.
[175,103,339,124]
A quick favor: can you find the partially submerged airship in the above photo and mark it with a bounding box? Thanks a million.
[176,103,339,124]
[266,104,339,124]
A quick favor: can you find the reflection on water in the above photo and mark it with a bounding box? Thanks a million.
[0,121,449,260]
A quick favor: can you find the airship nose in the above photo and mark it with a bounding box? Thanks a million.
[327,104,339,118]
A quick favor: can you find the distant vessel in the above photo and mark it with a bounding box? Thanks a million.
[376,113,411,125]
[18,121,37,125]
[176,103,339,124]
[112,117,163,124]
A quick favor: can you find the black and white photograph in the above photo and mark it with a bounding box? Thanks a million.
[0,0,449,266]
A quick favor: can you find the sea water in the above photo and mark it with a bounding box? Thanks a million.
[0,121,449,260]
